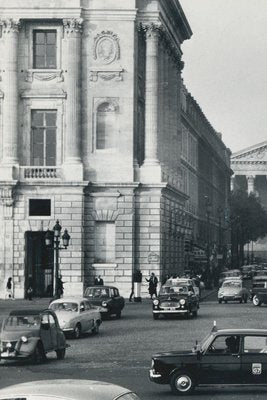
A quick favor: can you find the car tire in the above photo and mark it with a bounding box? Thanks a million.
[73,323,82,339]
[224,300,228,304]
[253,295,262,306]
[56,348,66,360]
[153,313,159,320]
[170,371,195,395]
[192,310,198,317]
[33,343,46,364]
[218,299,222,304]
[91,321,100,334]
[239,298,243,304]
[116,310,121,319]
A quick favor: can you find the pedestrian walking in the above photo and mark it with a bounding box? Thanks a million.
[5,277,13,299]
[94,275,104,285]
[146,272,158,299]
[57,275,64,298]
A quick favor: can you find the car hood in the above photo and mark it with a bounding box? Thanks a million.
[1,329,39,341]
[158,294,189,302]
[153,350,195,358]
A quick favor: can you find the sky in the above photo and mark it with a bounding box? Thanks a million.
[179,0,267,154]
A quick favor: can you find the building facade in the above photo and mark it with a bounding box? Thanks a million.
[231,141,267,261]
[0,0,231,299]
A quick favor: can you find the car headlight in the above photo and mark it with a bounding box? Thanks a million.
[179,299,185,305]
[153,299,159,306]
[21,336,28,343]
[102,301,107,307]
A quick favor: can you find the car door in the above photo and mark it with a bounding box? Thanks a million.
[113,288,121,312]
[79,301,89,333]
[84,301,94,329]
[200,335,242,384]
[241,335,267,383]
[40,313,52,352]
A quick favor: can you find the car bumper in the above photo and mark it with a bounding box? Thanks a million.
[218,295,242,301]
[149,369,167,384]
[0,351,29,360]
[153,309,189,314]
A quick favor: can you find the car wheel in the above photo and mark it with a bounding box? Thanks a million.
[170,371,195,395]
[239,298,243,304]
[218,299,222,304]
[56,348,66,360]
[224,300,228,304]
[92,321,100,334]
[116,310,121,319]
[192,310,198,317]
[253,295,262,306]
[73,323,81,339]
[153,313,159,320]
[33,343,46,364]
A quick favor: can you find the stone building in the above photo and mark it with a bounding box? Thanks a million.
[231,141,267,261]
[0,0,231,299]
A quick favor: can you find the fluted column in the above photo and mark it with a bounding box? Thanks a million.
[1,19,20,174]
[247,175,255,194]
[62,18,83,180]
[140,23,161,183]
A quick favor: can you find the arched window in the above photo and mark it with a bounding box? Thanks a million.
[96,102,118,149]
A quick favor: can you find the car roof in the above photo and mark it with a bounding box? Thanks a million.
[0,380,134,400]
[9,309,49,316]
[50,297,89,304]
[213,328,267,336]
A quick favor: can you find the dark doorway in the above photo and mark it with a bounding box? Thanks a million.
[25,231,54,298]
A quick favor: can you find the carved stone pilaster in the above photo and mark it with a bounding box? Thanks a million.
[1,18,20,34]
[63,18,83,35]
[0,186,15,219]
[246,175,255,194]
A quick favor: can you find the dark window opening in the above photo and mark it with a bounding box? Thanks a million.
[29,199,51,216]
[33,29,57,69]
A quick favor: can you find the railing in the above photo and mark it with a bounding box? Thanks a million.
[20,166,61,180]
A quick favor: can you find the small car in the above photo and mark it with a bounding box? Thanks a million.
[84,286,125,319]
[218,269,242,286]
[0,309,67,363]
[150,324,267,395]
[0,379,141,400]
[152,283,199,319]
[241,265,256,279]
[251,276,267,306]
[49,297,102,339]
[218,278,250,303]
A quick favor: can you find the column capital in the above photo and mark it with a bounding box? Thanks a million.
[246,175,256,181]
[139,22,162,38]
[63,18,83,36]
[1,18,20,34]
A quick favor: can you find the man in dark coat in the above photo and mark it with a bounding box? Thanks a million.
[94,275,104,285]
[146,272,158,299]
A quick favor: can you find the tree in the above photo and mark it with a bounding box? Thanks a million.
[230,189,267,267]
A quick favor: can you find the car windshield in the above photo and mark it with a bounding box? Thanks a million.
[222,281,241,288]
[160,286,189,295]
[3,315,41,330]
[50,302,78,312]
[85,287,110,297]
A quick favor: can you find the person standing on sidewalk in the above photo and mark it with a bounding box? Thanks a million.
[146,272,158,299]
[5,277,13,299]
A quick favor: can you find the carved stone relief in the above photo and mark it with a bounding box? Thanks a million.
[25,69,64,83]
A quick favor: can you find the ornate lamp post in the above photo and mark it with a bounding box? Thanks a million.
[45,220,70,298]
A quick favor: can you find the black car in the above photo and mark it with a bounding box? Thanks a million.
[150,325,267,395]
[152,283,199,320]
[251,276,267,306]
[84,286,125,319]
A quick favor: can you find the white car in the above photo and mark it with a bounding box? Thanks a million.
[0,380,141,400]
[49,297,101,339]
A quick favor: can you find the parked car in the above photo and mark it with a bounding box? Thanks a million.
[0,379,141,400]
[152,283,199,319]
[150,324,267,395]
[84,286,125,319]
[218,269,242,286]
[251,276,267,306]
[241,265,257,279]
[49,297,102,339]
[218,279,250,303]
[0,309,67,363]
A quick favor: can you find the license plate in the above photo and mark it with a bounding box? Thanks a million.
[167,307,176,311]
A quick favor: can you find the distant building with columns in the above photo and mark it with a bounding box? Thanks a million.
[0,0,231,299]
[231,141,267,261]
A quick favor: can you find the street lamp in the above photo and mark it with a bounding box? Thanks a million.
[45,220,71,298]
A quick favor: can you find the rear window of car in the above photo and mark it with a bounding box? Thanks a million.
[244,336,267,353]
[50,302,78,312]
[85,288,109,297]
[3,315,40,329]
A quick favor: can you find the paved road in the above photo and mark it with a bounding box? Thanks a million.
[1,295,267,399]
